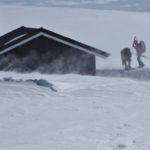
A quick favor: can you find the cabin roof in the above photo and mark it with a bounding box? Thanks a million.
[0,26,110,58]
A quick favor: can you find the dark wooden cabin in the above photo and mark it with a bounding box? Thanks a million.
[0,26,110,75]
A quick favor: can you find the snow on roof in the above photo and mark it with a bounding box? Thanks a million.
[4,34,27,45]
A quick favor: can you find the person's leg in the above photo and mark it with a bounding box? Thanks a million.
[137,55,145,67]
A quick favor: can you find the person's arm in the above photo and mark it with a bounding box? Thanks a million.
[132,42,136,49]
[133,36,137,48]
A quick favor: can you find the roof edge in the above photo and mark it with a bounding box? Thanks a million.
[0,26,110,58]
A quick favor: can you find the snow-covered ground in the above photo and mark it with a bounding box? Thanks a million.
[0,5,150,150]
[1,72,150,150]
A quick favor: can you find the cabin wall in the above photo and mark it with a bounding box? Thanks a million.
[0,36,96,75]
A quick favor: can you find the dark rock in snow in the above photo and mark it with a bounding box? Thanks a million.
[1,78,57,92]
[30,79,57,92]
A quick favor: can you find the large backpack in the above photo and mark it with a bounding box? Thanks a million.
[139,40,146,53]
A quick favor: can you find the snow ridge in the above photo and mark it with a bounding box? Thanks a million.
[97,68,150,81]
[1,77,57,92]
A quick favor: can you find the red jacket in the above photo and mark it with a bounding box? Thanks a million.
[133,40,142,54]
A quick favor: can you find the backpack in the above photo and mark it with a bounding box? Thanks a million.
[139,40,146,53]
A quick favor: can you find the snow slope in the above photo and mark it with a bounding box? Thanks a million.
[1,72,150,150]
[0,5,150,150]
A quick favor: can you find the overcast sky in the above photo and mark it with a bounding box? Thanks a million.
[0,0,150,11]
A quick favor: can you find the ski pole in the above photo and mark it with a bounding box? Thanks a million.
[131,52,150,59]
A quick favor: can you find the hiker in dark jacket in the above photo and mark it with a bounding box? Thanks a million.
[132,37,145,68]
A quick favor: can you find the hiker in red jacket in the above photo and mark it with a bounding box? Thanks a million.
[132,37,145,68]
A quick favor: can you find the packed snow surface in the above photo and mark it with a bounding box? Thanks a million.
[0,5,150,150]
[1,72,150,150]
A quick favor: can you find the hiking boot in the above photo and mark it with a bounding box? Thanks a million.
[138,64,145,68]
